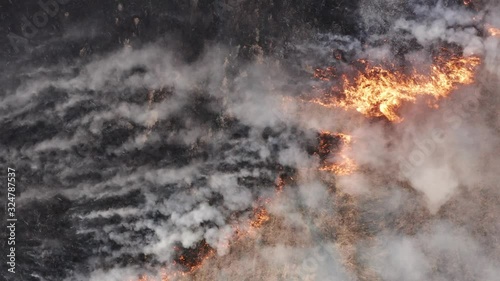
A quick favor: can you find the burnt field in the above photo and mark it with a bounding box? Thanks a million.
[1,1,500,281]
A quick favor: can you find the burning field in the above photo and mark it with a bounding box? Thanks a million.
[1,0,500,280]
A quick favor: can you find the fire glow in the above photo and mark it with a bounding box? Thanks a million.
[136,48,483,281]
[310,56,480,122]
[318,131,357,176]
[134,205,273,281]
[488,27,500,37]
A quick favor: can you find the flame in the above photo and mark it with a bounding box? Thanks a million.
[233,205,272,239]
[488,27,500,37]
[320,156,357,176]
[132,47,483,281]
[174,243,215,273]
[134,244,216,281]
[133,204,273,281]
[314,66,336,81]
[318,131,357,176]
[250,208,271,228]
[311,56,480,122]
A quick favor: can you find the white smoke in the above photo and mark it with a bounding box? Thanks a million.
[4,1,500,280]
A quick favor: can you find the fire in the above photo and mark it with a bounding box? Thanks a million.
[318,131,357,176]
[311,56,480,122]
[250,208,271,228]
[135,242,216,281]
[133,204,273,281]
[335,132,352,144]
[314,66,336,81]
[320,155,357,176]
[133,42,483,281]
[488,27,500,37]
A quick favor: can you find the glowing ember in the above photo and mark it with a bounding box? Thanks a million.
[275,175,286,193]
[133,205,274,281]
[173,242,215,273]
[488,27,500,37]
[314,66,336,81]
[311,56,480,122]
[318,131,357,176]
[250,208,271,228]
[320,155,357,176]
[134,44,482,281]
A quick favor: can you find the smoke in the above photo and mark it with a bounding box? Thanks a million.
[199,1,500,280]
[366,222,500,281]
[2,0,500,280]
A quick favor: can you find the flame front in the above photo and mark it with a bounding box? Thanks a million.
[318,131,357,176]
[250,208,271,228]
[311,56,480,122]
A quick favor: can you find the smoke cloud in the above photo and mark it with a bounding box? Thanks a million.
[1,0,500,280]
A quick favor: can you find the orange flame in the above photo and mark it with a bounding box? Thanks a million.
[133,48,483,281]
[488,27,500,37]
[318,131,357,176]
[275,175,286,193]
[320,155,357,176]
[314,66,336,81]
[311,56,480,122]
[134,249,216,281]
[250,208,271,228]
[133,204,273,281]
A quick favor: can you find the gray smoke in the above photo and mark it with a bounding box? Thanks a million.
[1,1,500,281]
